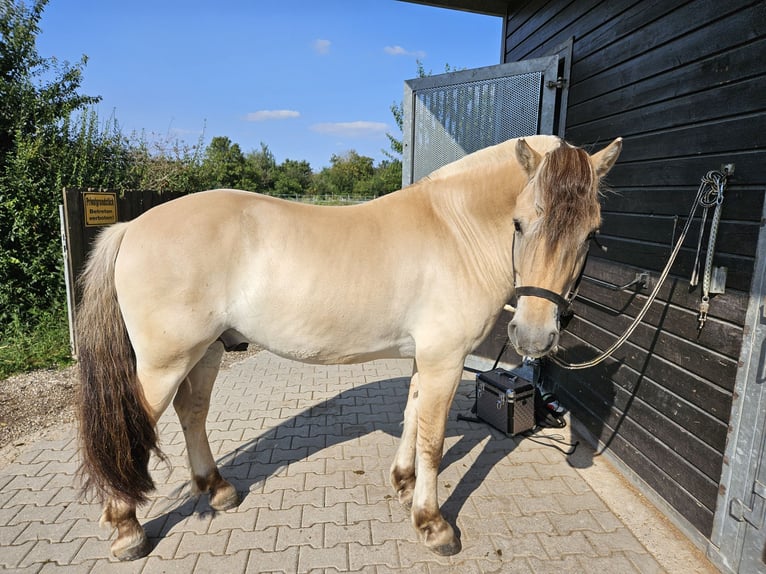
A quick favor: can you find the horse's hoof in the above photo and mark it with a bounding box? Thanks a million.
[431,537,462,556]
[111,530,150,561]
[210,482,240,511]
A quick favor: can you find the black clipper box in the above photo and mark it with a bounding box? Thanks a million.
[476,368,536,436]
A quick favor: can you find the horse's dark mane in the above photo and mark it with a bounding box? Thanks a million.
[538,143,599,251]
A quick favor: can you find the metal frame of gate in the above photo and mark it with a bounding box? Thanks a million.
[709,197,766,573]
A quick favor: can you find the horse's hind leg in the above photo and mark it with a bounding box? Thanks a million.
[391,364,419,508]
[173,341,240,510]
[102,360,192,561]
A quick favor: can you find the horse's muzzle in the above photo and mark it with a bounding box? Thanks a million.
[507,319,559,358]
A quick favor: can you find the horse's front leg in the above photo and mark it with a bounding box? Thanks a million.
[390,363,419,508]
[410,358,463,556]
[173,341,240,510]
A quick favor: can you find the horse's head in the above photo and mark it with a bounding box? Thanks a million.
[508,137,622,357]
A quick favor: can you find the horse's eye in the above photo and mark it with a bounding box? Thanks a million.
[513,219,523,234]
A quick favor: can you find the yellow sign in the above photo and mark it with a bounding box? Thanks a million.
[83,192,118,227]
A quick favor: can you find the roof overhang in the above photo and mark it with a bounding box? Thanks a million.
[398,1,507,17]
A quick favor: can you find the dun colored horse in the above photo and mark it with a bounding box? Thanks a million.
[76,135,622,560]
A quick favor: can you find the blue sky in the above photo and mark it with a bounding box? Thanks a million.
[36,1,502,169]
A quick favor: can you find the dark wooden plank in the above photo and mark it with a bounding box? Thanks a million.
[600,187,765,223]
[570,1,763,105]
[567,36,766,128]
[504,0,582,60]
[568,75,766,145]
[570,0,687,64]
[564,399,717,535]
[554,333,729,455]
[504,0,607,62]
[598,213,759,259]
[581,258,750,324]
[606,433,716,536]
[573,286,743,360]
[559,309,739,387]
[608,152,766,190]
[590,236,753,292]
[556,365,725,479]
[608,117,766,164]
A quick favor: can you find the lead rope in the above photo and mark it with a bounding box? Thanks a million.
[549,168,729,370]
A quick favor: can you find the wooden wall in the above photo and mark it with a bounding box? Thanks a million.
[501,0,766,539]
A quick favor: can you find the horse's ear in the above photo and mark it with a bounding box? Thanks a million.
[516,138,541,177]
[590,137,623,178]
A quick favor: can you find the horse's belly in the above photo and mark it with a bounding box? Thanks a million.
[236,317,417,365]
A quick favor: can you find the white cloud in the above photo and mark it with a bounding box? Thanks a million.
[384,45,426,59]
[313,39,331,55]
[245,110,300,122]
[311,121,388,138]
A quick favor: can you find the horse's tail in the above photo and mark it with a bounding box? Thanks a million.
[75,223,161,506]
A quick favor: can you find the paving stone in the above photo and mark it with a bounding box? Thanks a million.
[538,530,597,559]
[227,526,278,553]
[0,539,35,568]
[325,521,373,547]
[39,559,97,573]
[276,523,324,550]
[196,549,250,573]
[551,509,604,534]
[625,549,666,574]
[255,505,303,530]
[18,538,85,568]
[206,507,258,534]
[577,552,643,573]
[141,554,198,573]
[349,539,401,570]
[0,351,719,573]
[584,528,648,556]
[175,530,230,558]
[369,519,412,546]
[298,543,349,572]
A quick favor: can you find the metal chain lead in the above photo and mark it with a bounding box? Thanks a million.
[698,171,727,331]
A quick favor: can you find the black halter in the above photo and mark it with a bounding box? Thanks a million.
[511,231,596,315]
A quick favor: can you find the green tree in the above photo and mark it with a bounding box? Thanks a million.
[317,151,374,196]
[0,0,101,325]
[200,135,246,189]
[244,142,277,192]
[273,158,312,197]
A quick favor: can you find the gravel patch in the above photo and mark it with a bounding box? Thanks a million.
[0,346,261,466]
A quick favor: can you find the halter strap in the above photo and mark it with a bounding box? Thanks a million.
[511,231,593,314]
[514,286,570,310]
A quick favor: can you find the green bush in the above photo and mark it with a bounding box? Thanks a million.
[0,304,72,378]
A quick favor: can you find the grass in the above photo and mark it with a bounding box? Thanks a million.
[0,307,73,379]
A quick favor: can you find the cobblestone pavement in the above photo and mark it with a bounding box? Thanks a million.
[0,351,717,573]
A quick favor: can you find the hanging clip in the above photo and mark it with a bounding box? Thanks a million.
[698,297,709,332]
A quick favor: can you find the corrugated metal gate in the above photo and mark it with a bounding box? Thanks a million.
[401,46,569,186]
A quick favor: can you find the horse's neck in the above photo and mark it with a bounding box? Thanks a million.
[422,167,522,298]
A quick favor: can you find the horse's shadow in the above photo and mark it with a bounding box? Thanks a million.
[141,372,518,547]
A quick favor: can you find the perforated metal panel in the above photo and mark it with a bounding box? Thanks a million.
[402,55,564,185]
[411,72,542,182]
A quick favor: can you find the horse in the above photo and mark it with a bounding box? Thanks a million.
[75,134,622,560]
